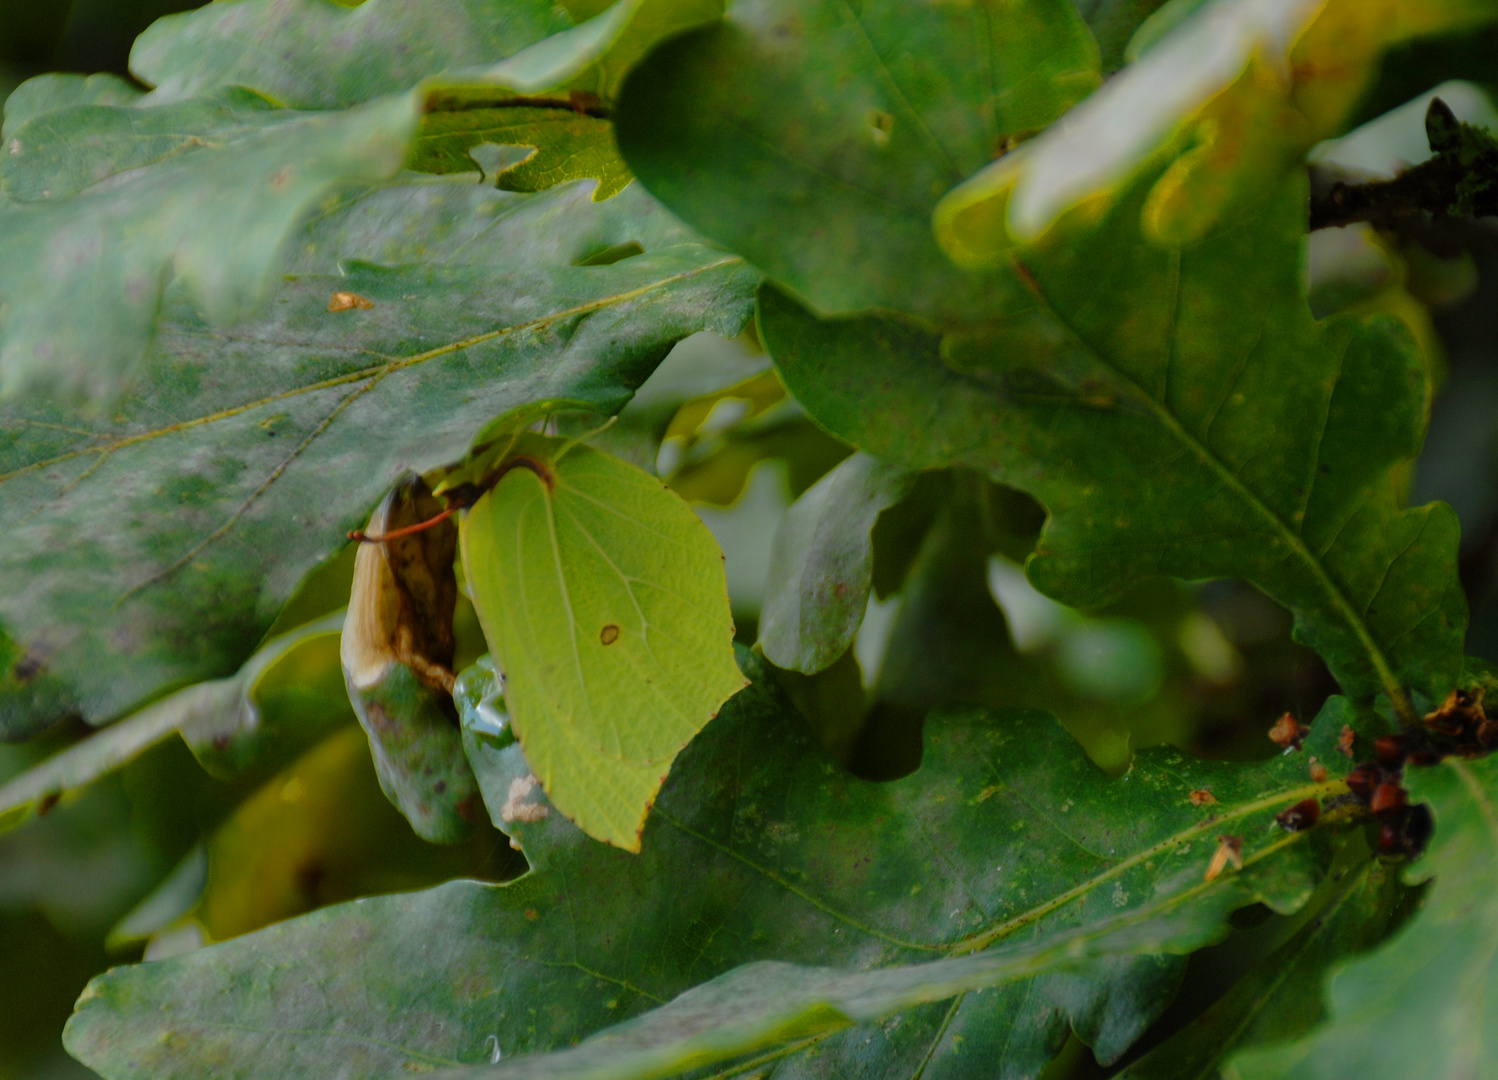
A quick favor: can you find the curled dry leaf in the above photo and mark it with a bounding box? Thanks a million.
[1422,686,1486,737]
[342,476,479,844]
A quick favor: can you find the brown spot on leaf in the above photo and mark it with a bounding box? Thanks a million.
[1189,789,1217,807]
[37,792,60,817]
[1204,835,1243,881]
[328,291,374,312]
[600,624,620,645]
[1337,724,1356,758]
[524,908,539,921]
[1308,756,1327,782]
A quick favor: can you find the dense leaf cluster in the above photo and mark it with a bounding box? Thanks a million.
[2,0,1498,1077]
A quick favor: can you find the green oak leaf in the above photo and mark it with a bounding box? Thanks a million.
[459,433,747,849]
[934,0,1498,253]
[1074,0,1175,72]
[613,0,1099,322]
[759,453,915,676]
[0,176,756,739]
[63,654,1356,1080]
[1,86,292,203]
[449,871,1394,1080]
[0,89,418,403]
[458,0,723,104]
[0,613,348,833]
[665,407,851,508]
[760,174,1464,715]
[1117,843,1420,1079]
[410,92,631,200]
[106,845,210,952]
[860,477,1031,776]
[130,0,571,109]
[0,72,142,139]
[129,0,723,202]
[411,0,726,198]
[0,0,728,411]
[1232,750,1498,1080]
[289,169,703,271]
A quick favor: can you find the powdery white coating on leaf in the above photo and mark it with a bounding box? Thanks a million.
[0,90,420,404]
[63,675,1359,1080]
[0,174,756,736]
[130,0,571,109]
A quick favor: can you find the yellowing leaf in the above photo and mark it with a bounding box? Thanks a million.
[934,0,1498,259]
[459,434,745,850]
[196,726,504,943]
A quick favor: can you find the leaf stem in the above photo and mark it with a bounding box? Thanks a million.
[948,778,1343,954]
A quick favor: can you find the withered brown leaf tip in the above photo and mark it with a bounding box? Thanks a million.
[1205,835,1244,881]
[1189,789,1218,807]
[328,290,375,312]
[1268,712,1310,750]
[343,476,459,695]
[1423,687,1486,737]
[1337,724,1356,758]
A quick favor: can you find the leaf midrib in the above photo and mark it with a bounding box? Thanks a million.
[951,777,1337,953]
[1009,257,1413,720]
[658,775,1337,958]
[0,256,744,489]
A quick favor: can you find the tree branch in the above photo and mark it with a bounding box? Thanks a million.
[1310,98,1498,232]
